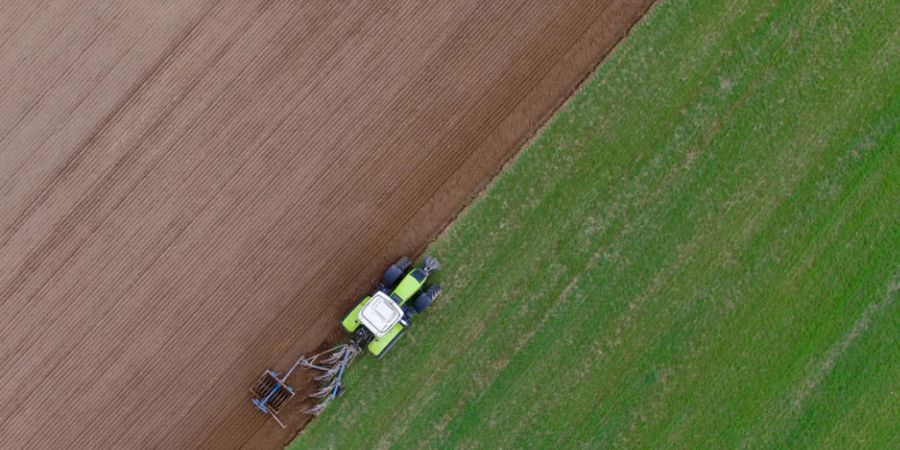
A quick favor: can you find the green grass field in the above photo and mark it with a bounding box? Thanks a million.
[291,0,899,447]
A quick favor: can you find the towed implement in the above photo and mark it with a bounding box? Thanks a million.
[251,255,442,423]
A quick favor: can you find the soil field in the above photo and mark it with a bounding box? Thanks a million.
[0,0,652,448]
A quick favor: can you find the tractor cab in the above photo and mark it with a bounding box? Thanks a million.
[358,291,404,337]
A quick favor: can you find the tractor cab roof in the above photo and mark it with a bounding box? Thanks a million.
[358,291,403,337]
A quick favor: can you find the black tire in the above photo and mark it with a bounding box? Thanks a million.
[412,285,442,314]
[395,256,412,272]
[382,256,412,287]
[402,305,417,321]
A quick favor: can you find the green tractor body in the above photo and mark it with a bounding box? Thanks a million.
[341,256,441,358]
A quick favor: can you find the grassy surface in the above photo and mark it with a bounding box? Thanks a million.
[291,0,899,447]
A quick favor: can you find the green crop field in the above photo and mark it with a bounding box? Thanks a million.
[291,0,898,447]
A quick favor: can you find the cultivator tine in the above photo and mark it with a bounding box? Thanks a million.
[300,361,331,372]
[314,366,340,381]
[303,402,329,416]
[317,344,349,359]
[310,382,337,398]
[321,347,347,365]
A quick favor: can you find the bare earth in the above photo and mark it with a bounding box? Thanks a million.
[0,1,652,448]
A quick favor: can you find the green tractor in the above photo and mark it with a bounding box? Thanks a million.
[250,255,442,420]
[341,255,442,358]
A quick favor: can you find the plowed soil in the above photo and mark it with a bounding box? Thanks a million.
[0,1,652,448]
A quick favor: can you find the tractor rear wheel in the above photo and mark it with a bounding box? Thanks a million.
[382,256,412,288]
[412,285,442,313]
[395,256,413,272]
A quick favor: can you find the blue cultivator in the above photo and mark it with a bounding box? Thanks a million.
[251,344,359,425]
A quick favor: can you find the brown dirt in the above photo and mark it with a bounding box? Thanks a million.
[0,0,653,448]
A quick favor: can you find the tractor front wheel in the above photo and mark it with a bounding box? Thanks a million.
[382,256,412,288]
